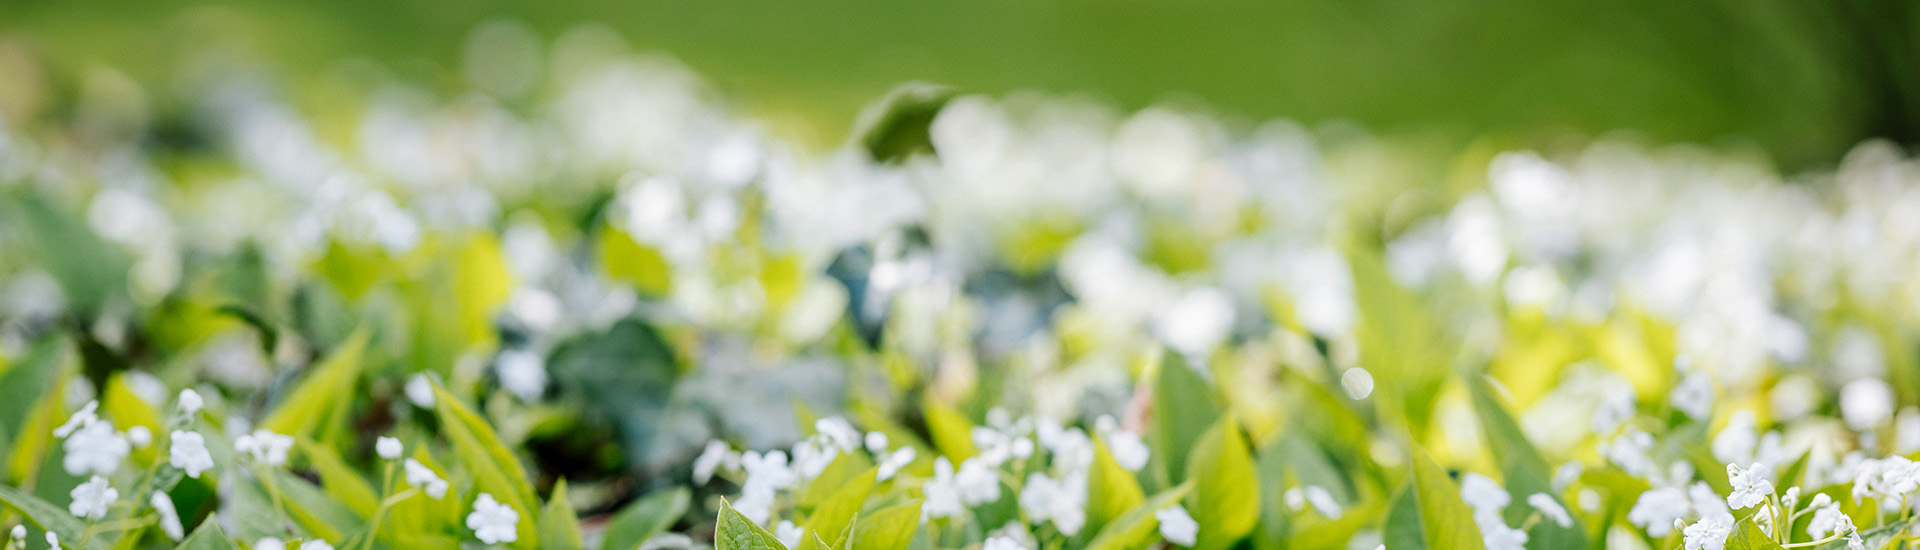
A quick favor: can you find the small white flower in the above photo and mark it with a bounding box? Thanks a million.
[1526,493,1572,527]
[790,439,836,480]
[1627,487,1691,537]
[299,540,334,550]
[169,430,214,478]
[496,350,548,401]
[815,417,862,452]
[68,475,116,520]
[741,450,797,491]
[923,457,964,520]
[255,537,284,550]
[53,401,101,439]
[1682,517,1731,550]
[234,429,294,466]
[733,485,776,526]
[1304,486,1343,518]
[177,389,203,414]
[1551,461,1583,492]
[1687,482,1732,523]
[1591,384,1636,435]
[126,426,152,448]
[1106,430,1150,472]
[1478,517,1528,550]
[774,520,803,549]
[1712,410,1758,465]
[376,437,403,460]
[955,458,1002,506]
[405,374,436,408]
[865,431,890,454]
[1725,463,1774,510]
[1842,378,1895,430]
[45,532,57,549]
[876,447,915,482]
[62,421,129,476]
[404,458,450,499]
[467,493,521,545]
[151,492,183,541]
[1809,502,1854,539]
[983,535,1028,550]
[1459,473,1510,513]
[1155,505,1198,546]
[11,524,23,541]
[1670,370,1714,421]
[691,440,737,485]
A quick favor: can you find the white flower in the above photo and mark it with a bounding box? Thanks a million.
[62,421,129,476]
[1842,378,1896,430]
[1478,518,1528,550]
[865,431,890,454]
[1526,493,1572,527]
[1105,429,1150,472]
[1551,461,1583,492]
[1628,487,1691,537]
[1809,502,1854,539]
[1591,384,1636,435]
[1599,429,1658,480]
[177,389,203,414]
[376,436,403,460]
[255,537,284,550]
[126,426,152,448]
[151,493,183,541]
[467,493,521,545]
[1340,368,1374,400]
[774,520,803,549]
[1459,473,1510,513]
[53,401,101,439]
[1687,482,1732,523]
[234,429,294,466]
[169,430,214,478]
[1725,463,1774,510]
[922,457,965,520]
[496,350,548,401]
[11,525,23,542]
[742,450,797,491]
[983,535,1028,550]
[790,439,836,480]
[1018,470,1088,535]
[45,532,57,549]
[876,447,915,482]
[68,476,116,520]
[734,485,776,526]
[405,374,436,408]
[404,459,450,499]
[692,440,738,485]
[1682,517,1731,550]
[1152,287,1234,355]
[300,540,334,550]
[1304,486,1343,518]
[1712,410,1758,465]
[1669,369,1714,421]
[815,417,862,452]
[955,458,1002,505]
[1155,505,1198,546]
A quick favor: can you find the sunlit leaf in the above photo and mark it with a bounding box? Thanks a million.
[1186,418,1258,550]
[852,499,922,550]
[716,498,788,550]
[539,479,585,550]
[430,379,540,549]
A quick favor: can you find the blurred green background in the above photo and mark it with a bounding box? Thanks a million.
[3,0,1916,169]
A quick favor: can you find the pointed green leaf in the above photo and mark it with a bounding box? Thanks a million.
[1187,418,1258,550]
[801,452,875,508]
[1466,376,1587,549]
[176,520,243,550]
[0,483,108,550]
[1410,450,1485,550]
[0,336,66,459]
[852,82,954,163]
[804,468,875,546]
[1153,353,1219,486]
[1083,482,1193,550]
[272,470,364,543]
[717,498,789,550]
[262,328,369,440]
[602,487,691,550]
[298,438,378,518]
[852,499,922,550]
[922,401,977,462]
[1724,518,1784,550]
[540,479,585,550]
[430,379,539,549]
[1087,436,1146,536]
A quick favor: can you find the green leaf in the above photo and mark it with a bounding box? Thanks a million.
[1153,353,1219,487]
[1724,518,1785,550]
[1381,488,1424,550]
[1466,375,1587,549]
[272,470,364,543]
[176,520,243,550]
[599,225,674,297]
[0,336,65,462]
[1811,514,1918,550]
[298,438,378,519]
[262,328,369,441]
[801,452,875,508]
[430,379,540,549]
[922,400,978,463]
[1083,482,1193,550]
[852,82,954,163]
[1186,418,1258,550]
[1087,436,1147,536]
[1408,450,1485,550]
[716,498,789,550]
[0,483,108,550]
[852,499,922,550]
[540,479,586,550]
[804,467,876,545]
[602,487,691,550]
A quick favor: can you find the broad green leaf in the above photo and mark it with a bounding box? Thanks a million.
[1381,488,1423,550]
[540,479,585,550]
[1466,375,1586,549]
[1409,450,1485,550]
[1153,353,1219,486]
[298,438,378,518]
[716,498,789,550]
[601,487,691,550]
[923,400,977,462]
[102,374,165,466]
[1186,418,1259,550]
[0,336,65,461]
[801,452,875,507]
[1087,436,1146,536]
[852,82,954,163]
[852,499,922,550]
[176,520,243,550]
[600,225,673,297]
[0,483,108,550]
[430,379,539,549]
[1724,518,1784,550]
[1083,482,1193,550]
[452,234,515,347]
[804,467,876,545]
[797,517,855,550]
[262,328,369,441]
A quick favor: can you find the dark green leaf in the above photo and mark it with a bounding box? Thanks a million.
[602,487,691,550]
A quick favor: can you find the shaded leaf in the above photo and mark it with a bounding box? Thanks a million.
[602,487,691,550]
[540,479,585,550]
[430,379,539,549]
[1153,353,1219,487]
[1466,375,1587,549]
[1083,482,1193,550]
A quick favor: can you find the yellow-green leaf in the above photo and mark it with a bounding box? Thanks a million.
[0,483,109,550]
[717,498,788,550]
[800,452,875,508]
[804,467,876,546]
[1187,418,1258,550]
[298,438,378,519]
[922,400,977,462]
[851,499,921,550]
[540,479,585,550]
[1087,436,1146,536]
[1153,353,1219,487]
[1725,518,1784,550]
[176,520,243,550]
[101,373,163,466]
[602,487,690,550]
[430,379,539,549]
[1083,483,1193,550]
[262,328,369,441]
[600,225,673,297]
[1409,450,1485,550]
